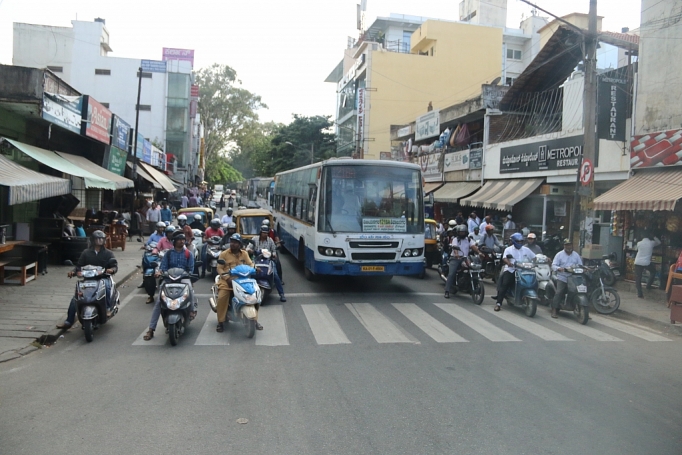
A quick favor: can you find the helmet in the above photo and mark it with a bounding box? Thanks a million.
[527,233,537,240]
[156,221,166,229]
[485,225,494,233]
[227,207,233,214]
[172,233,186,242]
[507,214,513,219]
[210,218,221,229]
[455,224,468,236]
[91,229,106,246]
[447,227,455,236]
[177,214,187,226]
[262,219,270,226]
[229,233,243,245]
[165,225,176,237]
[193,214,202,221]
[511,232,524,249]
[260,225,269,233]
[448,220,457,228]
[227,222,236,231]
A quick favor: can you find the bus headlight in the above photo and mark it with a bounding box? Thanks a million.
[325,248,334,256]
[318,247,346,257]
[402,248,424,257]
[334,249,344,257]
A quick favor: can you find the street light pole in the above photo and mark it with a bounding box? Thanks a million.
[310,142,314,165]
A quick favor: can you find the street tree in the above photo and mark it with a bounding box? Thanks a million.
[205,154,243,186]
[267,115,336,175]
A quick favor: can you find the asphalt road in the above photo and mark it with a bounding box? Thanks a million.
[1,254,681,455]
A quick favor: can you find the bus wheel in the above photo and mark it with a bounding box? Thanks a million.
[304,266,316,282]
[298,240,306,263]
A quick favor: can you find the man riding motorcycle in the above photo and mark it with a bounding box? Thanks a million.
[146,221,166,245]
[201,219,225,278]
[261,219,283,283]
[221,207,234,225]
[248,226,286,302]
[492,232,536,311]
[189,214,205,232]
[153,225,176,254]
[176,214,193,242]
[143,233,197,341]
[57,230,118,329]
[525,233,543,255]
[550,239,583,318]
[219,222,237,248]
[444,225,478,298]
[215,234,259,333]
[480,224,502,250]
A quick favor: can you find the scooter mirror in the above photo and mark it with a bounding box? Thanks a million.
[559,226,565,230]
[217,259,226,265]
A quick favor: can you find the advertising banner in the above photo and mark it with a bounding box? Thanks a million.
[107,147,127,176]
[416,109,440,141]
[499,135,594,174]
[162,48,194,67]
[598,67,627,142]
[362,218,407,233]
[444,149,469,172]
[142,139,152,164]
[111,115,131,151]
[81,96,112,144]
[630,129,682,168]
[135,132,145,159]
[356,88,365,152]
[151,145,163,167]
[141,59,167,73]
[419,151,442,183]
[469,147,483,169]
[42,93,82,134]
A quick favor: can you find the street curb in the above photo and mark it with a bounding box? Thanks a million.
[610,307,682,337]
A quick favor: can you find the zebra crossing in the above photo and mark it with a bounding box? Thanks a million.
[130,299,673,347]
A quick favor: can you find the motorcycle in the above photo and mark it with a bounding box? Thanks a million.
[204,235,223,278]
[540,229,563,260]
[158,267,199,346]
[534,254,555,306]
[584,253,619,286]
[208,262,262,338]
[74,265,120,342]
[545,266,590,324]
[253,249,275,300]
[584,264,621,314]
[189,229,204,275]
[437,247,485,304]
[142,243,160,301]
[478,245,501,282]
[502,256,540,317]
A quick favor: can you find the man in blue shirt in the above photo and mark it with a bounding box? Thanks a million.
[146,222,166,246]
[143,233,196,341]
[550,239,583,318]
[160,202,172,223]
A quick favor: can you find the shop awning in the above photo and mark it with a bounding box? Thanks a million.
[55,151,133,190]
[593,169,682,211]
[5,138,117,190]
[139,162,177,193]
[0,154,71,205]
[127,162,162,189]
[433,182,481,203]
[460,178,544,211]
[423,182,444,195]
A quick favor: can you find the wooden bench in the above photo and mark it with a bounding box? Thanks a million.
[0,260,10,284]
[1,260,37,285]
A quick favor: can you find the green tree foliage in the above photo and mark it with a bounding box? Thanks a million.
[229,121,281,179]
[205,154,243,186]
[196,64,267,165]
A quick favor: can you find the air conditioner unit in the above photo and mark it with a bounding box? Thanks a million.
[540,184,575,196]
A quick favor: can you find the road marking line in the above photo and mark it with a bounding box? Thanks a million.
[434,304,520,342]
[132,316,167,345]
[480,306,573,341]
[535,312,623,341]
[119,288,142,310]
[392,303,468,343]
[194,310,229,346]
[255,305,289,346]
[591,315,671,342]
[301,304,351,345]
[346,303,418,343]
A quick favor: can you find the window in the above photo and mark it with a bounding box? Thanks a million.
[136,104,151,111]
[505,77,515,86]
[136,71,153,78]
[506,49,522,60]
[95,68,111,75]
[47,66,63,73]
[402,30,412,53]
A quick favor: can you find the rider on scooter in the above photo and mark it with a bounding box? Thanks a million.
[215,234,257,333]
[525,233,543,255]
[201,219,224,278]
[189,214,205,232]
[143,233,197,341]
[57,230,118,329]
[480,225,502,250]
[146,221,166,245]
[261,220,284,284]
[444,225,478,299]
[550,239,583,318]
[219,222,237,248]
[153,225,176,254]
[248,226,286,302]
[492,232,536,312]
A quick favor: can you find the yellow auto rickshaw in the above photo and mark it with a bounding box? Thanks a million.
[233,208,274,243]
[177,207,214,228]
[424,219,439,268]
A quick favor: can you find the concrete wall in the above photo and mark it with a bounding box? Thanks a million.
[459,0,507,28]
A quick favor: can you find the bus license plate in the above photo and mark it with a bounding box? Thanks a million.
[361,266,385,272]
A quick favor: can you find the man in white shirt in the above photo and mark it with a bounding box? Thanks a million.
[181,194,189,208]
[479,215,491,232]
[503,214,516,230]
[146,202,161,223]
[634,231,661,298]
[493,232,536,311]
[467,213,479,234]
[550,239,583,317]
[470,227,482,244]
[221,207,234,225]
[445,225,478,298]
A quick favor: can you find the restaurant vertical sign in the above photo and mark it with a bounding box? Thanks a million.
[356,87,365,154]
[598,67,627,142]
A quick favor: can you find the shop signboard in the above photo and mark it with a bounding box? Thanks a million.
[162,48,194,67]
[499,135,594,174]
[80,96,112,144]
[142,139,152,164]
[159,153,167,171]
[482,84,509,110]
[151,145,163,167]
[141,59,167,73]
[135,132,145,159]
[396,125,412,138]
[469,147,483,169]
[107,146,127,176]
[598,67,627,142]
[380,152,392,160]
[415,109,440,141]
[111,115,131,151]
[630,128,682,168]
[356,88,365,150]
[443,149,469,172]
[419,151,442,183]
[42,93,82,134]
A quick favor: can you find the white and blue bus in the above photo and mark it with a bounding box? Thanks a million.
[273,159,425,279]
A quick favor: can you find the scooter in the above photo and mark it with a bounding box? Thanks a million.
[584,264,620,314]
[540,229,564,260]
[534,254,555,306]
[74,265,120,342]
[158,267,199,346]
[545,267,590,324]
[253,249,275,300]
[142,243,160,302]
[503,256,540,317]
[208,261,262,338]
[204,235,222,278]
[438,247,485,304]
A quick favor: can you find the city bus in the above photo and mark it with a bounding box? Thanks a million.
[246,177,275,208]
[273,158,424,280]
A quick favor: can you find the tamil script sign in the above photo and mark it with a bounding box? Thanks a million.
[162,48,194,67]
[416,109,440,141]
[362,218,407,233]
[42,93,82,134]
[598,67,627,142]
[443,149,469,172]
[482,84,509,109]
[81,96,112,144]
[500,135,595,173]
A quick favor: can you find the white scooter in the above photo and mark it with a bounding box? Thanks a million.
[534,254,555,306]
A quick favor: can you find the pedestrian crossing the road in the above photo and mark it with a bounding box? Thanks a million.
[130,300,673,347]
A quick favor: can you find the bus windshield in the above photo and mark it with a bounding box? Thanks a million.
[319,165,423,234]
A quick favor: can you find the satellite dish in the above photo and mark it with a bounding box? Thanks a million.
[490,77,501,86]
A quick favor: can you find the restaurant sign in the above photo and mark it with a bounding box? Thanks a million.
[499,135,596,174]
[81,96,112,144]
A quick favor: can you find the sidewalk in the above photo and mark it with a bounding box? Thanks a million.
[611,279,682,336]
[0,238,143,362]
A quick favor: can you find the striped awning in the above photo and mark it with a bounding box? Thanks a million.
[423,182,443,195]
[55,151,133,190]
[0,154,70,205]
[433,182,481,203]
[460,178,544,211]
[139,162,177,192]
[127,162,162,189]
[593,168,682,211]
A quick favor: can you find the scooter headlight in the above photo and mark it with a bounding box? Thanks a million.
[167,299,181,310]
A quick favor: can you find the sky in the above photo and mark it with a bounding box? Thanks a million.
[0,0,642,125]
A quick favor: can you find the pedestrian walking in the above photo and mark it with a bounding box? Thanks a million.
[219,194,225,211]
[634,230,661,298]
[146,202,161,223]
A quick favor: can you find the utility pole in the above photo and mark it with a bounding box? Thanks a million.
[311,142,314,164]
[132,65,142,180]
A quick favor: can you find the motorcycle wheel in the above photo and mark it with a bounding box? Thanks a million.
[602,270,616,287]
[471,281,485,305]
[574,303,589,325]
[591,287,620,314]
[245,318,256,339]
[168,322,179,346]
[523,296,537,318]
[83,320,94,342]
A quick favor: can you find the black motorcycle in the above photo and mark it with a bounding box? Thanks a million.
[142,243,160,302]
[546,266,590,324]
[478,245,501,282]
[540,230,563,260]
[204,235,222,278]
[438,248,485,304]
[74,265,120,342]
[584,265,621,314]
[584,253,619,286]
[158,267,199,346]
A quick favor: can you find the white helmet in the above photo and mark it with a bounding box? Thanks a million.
[193,214,202,221]
[262,219,271,226]
[177,214,187,226]
[448,220,457,228]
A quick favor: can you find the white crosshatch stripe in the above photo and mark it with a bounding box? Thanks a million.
[301,304,351,345]
[255,305,289,346]
[392,303,468,343]
[535,312,623,342]
[480,306,573,341]
[346,303,417,343]
[194,310,229,346]
[434,303,520,342]
[591,315,670,342]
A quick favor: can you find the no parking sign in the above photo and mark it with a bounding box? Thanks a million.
[580,158,594,186]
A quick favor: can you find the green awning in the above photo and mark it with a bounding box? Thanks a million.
[6,138,117,190]
[55,151,133,189]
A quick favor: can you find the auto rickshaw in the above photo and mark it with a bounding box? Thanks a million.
[233,208,274,243]
[424,219,439,268]
[177,207,214,228]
